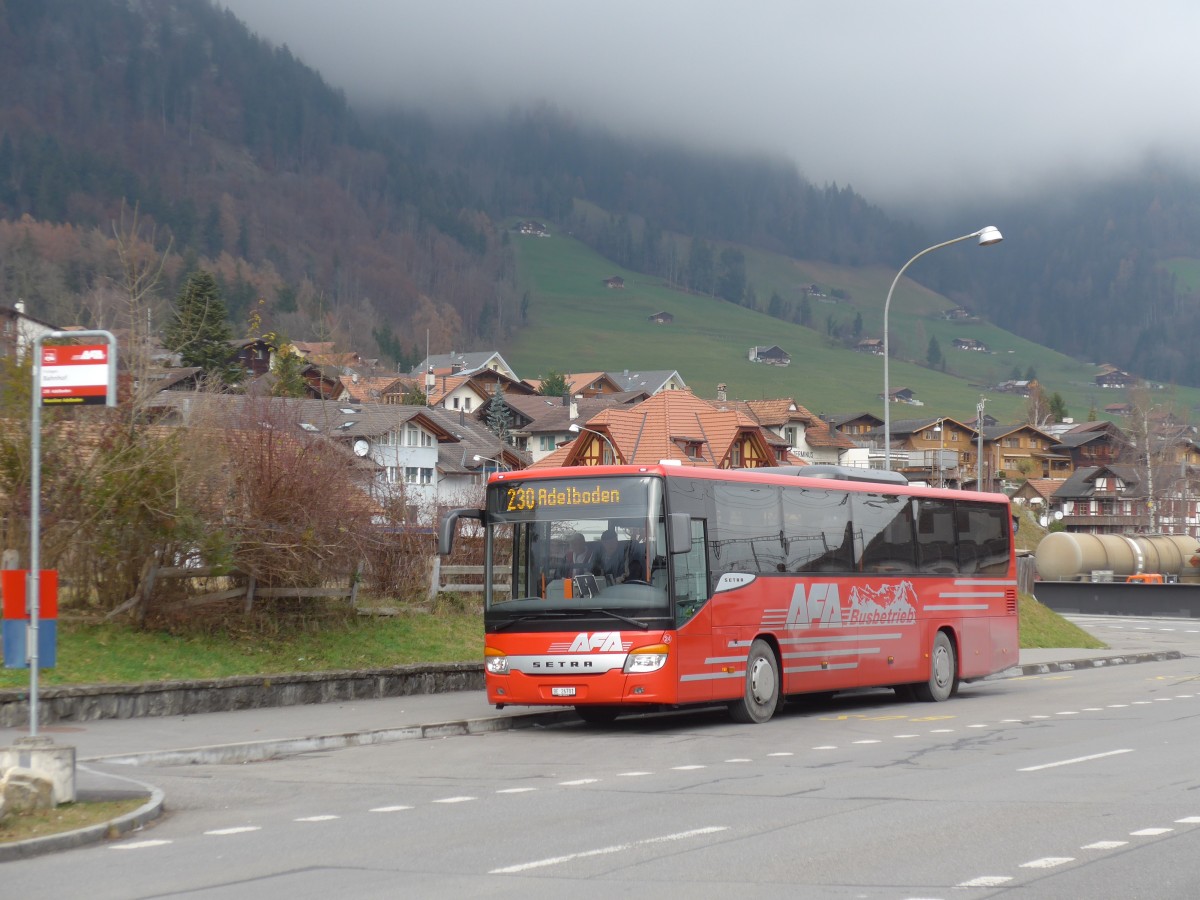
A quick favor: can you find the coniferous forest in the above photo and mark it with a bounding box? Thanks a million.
[3,0,1200,384]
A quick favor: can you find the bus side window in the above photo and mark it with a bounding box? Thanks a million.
[916,500,959,574]
[856,493,916,573]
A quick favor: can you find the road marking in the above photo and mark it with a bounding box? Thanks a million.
[295,815,340,822]
[1000,718,1023,723]
[617,771,652,777]
[1176,816,1200,824]
[853,739,881,745]
[672,765,706,771]
[1030,715,1050,719]
[432,796,477,803]
[1082,707,1103,711]
[1021,857,1074,868]
[559,779,598,786]
[1018,749,1134,772]
[111,839,171,850]
[1082,840,1127,849]
[967,724,989,728]
[930,728,954,733]
[1107,704,1128,708]
[725,758,752,763]
[1131,827,1173,836]
[812,745,837,750]
[489,826,729,874]
[768,752,793,757]
[957,876,1012,887]
[1056,711,1079,715]
[371,804,416,810]
[205,826,261,836]
[894,734,919,738]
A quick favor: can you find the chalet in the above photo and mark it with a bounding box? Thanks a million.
[870,417,976,487]
[648,311,674,325]
[514,221,549,237]
[952,338,988,352]
[979,423,1071,482]
[608,369,688,395]
[1104,403,1133,417]
[881,387,918,405]
[411,350,520,383]
[748,345,791,366]
[940,306,973,320]
[716,397,859,466]
[823,412,883,438]
[855,338,884,355]
[1010,478,1068,511]
[1051,420,1131,470]
[0,301,57,361]
[1095,368,1135,389]
[530,389,784,469]
[603,276,626,289]
[501,392,646,460]
[994,379,1035,397]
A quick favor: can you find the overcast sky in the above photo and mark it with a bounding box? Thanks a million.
[219,1,1198,213]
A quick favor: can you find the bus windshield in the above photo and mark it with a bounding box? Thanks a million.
[484,475,669,617]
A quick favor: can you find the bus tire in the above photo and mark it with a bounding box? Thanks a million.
[913,631,957,702]
[575,705,621,725]
[729,639,781,724]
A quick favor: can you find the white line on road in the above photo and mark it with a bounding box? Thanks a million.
[295,815,340,822]
[111,839,171,850]
[1020,857,1074,868]
[1082,841,1127,849]
[432,797,476,804]
[489,826,729,874]
[495,788,535,794]
[371,804,416,810]
[957,876,1012,887]
[559,779,599,786]
[1131,827,1173,836]
[205,826,261,835]
[1176,816,1200,824]
[672,765,706,770]
[1018,749,1133,772]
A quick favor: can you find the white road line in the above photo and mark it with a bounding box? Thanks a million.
[1176,816,1200,824]
[489,826,729,874]
[930,728,954,733]
[767,752,793,757]
[1021,857,1074,868]
[1131,827,1173,836]
[725,758,752,763]
[853,739,881,744]
[371,804,415,810]
[1056,711,1079,715]
[205,826,261,836]
[617,771,652,777]
[111,839,171,850]
[1018,749,1134,772]
[957,876,1012,887]
[1083,841,1128,849]
[1107,704,1128,708]
[295,815,339,822]
[559,779,599,786]
[672,765,706,771]
[495,788,535,795]
[894,734,919,738]
[432,796,477,803]
[812,745,837,750]
[967,724,989,729]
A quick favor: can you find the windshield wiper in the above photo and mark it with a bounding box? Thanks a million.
[491,610,573,631]
[577,608,650,629]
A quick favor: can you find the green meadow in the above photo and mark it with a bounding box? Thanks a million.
[506,227,1200,424]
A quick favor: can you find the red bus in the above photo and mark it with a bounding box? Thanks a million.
[439,463,1018,724]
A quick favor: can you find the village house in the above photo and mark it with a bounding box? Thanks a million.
[854,338,884,355]
[952,338,989,352]
[0,301,57,361]
[748,345,791,366]
[603,276,625,289]
[647,311,674,325]
[715,397,860,466]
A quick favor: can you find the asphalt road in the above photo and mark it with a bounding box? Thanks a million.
[6,615,1200,899]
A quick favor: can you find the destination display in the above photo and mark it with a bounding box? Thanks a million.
[488,476,655,521]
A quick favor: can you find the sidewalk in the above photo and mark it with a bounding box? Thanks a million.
[0,634,1187,861]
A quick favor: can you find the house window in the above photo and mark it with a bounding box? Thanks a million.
[405,425,419,446]
[453,398,460,409]
[405,467,419,483]
[464,398,472,411]
[385,467,399,483]
[421,431,434,447]
[420,467,433,485]
[539,435,556,451]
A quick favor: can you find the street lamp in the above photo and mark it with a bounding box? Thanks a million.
[473,453,505,472]
[568,422,619,464]
[883,226,1003,470]
[933,418,945,488]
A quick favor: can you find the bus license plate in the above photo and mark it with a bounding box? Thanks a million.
[551,687,577,697]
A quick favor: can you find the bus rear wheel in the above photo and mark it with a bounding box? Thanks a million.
[913,631,957,702]
[729,639,782,724]
[575,705,621,725]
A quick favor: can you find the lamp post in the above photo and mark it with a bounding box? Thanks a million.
[933,418,945,488]
[473,453,505,472]
[883,226,1002,470]
[568,422,619,464]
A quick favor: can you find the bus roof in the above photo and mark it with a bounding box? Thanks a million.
[484,464,1011,504]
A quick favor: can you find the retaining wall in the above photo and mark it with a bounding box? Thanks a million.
[0,662,484,727]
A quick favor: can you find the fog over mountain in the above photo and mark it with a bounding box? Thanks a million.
[220,0,1200,214]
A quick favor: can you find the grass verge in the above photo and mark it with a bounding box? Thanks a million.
[1019,592,1106,649]
[0,797,147,844]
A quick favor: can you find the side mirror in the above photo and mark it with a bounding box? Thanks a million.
[666,512,692,555]
[439,508,483,555]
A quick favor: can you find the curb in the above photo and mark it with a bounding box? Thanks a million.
[83,707,580,767]
[994,650,1184,679]
[0,768,164,863]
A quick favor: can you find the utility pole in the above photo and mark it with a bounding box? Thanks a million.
[976,396,987,491]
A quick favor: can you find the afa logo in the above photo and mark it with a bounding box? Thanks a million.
[784,583,842,627]
[567,632,626,652]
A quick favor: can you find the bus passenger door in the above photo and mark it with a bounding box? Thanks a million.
[672,519,715,704]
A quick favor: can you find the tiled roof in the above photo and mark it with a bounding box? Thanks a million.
[531,389,773,468]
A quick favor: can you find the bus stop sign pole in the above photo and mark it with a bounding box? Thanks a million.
[28,331,118,736]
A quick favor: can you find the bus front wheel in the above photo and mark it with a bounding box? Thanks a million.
[913,631,957,702]
[729,639,782,724]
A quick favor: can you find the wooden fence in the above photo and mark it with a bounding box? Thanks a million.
[429,559,510,599]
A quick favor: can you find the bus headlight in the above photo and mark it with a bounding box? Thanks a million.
[485,647,510,675]
[624,644,669,673]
